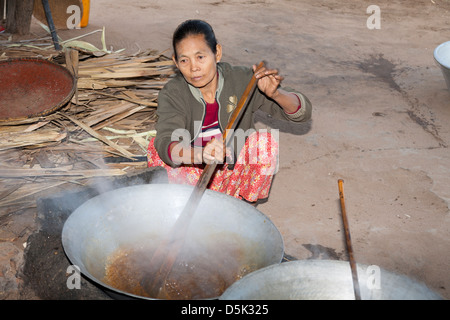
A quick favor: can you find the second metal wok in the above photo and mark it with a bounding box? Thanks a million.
[219,259,443,300]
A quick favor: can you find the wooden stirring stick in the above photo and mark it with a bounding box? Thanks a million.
[144,62,265,298]
[338,179,361,300]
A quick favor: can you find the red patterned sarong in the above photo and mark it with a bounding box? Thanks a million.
[147,131,278,202]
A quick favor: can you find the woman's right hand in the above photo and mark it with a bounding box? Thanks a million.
[203,138,227,164]
[170,139,229,165]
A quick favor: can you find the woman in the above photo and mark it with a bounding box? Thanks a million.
[147,19,312,204]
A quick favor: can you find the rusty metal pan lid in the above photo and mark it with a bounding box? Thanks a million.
[0,58,76,122]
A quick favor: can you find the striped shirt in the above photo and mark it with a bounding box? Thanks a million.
[192,99,222,147]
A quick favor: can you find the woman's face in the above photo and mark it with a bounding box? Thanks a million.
[173,34,222,91]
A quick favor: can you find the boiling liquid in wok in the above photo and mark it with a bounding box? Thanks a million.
[102,242,255,299]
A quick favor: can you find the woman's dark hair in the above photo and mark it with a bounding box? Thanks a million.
[172,19,218,60]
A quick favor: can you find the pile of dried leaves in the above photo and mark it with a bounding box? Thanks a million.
[0,35,174,212]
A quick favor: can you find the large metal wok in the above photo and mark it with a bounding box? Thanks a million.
[219,260,443,300]
[61,184,284,300]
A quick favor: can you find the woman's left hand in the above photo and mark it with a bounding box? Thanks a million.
[253,64,284,99]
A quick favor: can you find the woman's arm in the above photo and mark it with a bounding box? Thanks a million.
[253,65,302,113]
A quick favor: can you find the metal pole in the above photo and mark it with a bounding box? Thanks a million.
[41,0,61,50]
[338,179,361,300]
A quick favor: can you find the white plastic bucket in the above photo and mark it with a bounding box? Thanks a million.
[434,41,450,92]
